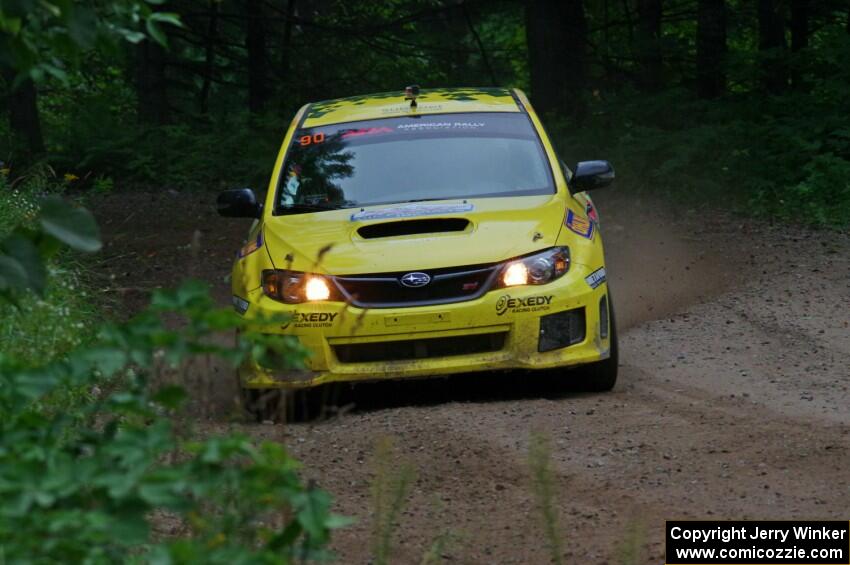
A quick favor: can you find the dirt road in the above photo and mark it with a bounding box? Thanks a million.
[95,190,850,563]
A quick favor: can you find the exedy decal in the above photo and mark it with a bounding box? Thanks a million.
[565,209,594,239]
[496,295,553,316]
[282,312,339,329]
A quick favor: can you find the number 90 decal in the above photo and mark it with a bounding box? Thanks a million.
[299,133,325,146]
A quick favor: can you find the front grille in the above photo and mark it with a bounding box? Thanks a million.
[333,332,507,363]
[333,263,500,308]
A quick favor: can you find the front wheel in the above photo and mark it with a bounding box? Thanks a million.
[579,295,619,392]
[241,388,285,422]
[240,386,337,422]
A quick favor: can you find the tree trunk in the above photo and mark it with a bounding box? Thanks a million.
[136,40,170,125]
[199,0,219,115]
[790,0,807,51]
[2,69,46,158]
[436,5,469,86]
[463,4,498,86]
[789,0,808,89]
[246,0,268,114]
[758,0,788,93]
[524,0,587,119]
[637,0,663,91]
[280,0,297,86]
[696,0,726,99]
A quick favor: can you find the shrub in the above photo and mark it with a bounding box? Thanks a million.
[0,198,350,562]
[555,66,850,228]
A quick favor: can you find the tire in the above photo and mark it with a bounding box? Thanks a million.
[241,387,285,422]
[240,385,337,423]
[579,295,619,392]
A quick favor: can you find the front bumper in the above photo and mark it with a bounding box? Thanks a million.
[237,263,611,389]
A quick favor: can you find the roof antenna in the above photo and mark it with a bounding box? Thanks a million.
[405,85,420,108]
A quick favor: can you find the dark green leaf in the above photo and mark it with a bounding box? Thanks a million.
[0,255,28,292]
[152,385,187,409]
[38,197,102,253]
[2,234,47,294]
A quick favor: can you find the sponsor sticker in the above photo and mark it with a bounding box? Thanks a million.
[232,295,249,315]
[282,312,339,329]
[585,200,599,224]
[380,103,443,115]
[238,231,263,259]
[341,126,394,139]
[585,267,606,289]
[396,121,485,131]
[496,294,553,316]
[565,209,594,239]
[351,203,473,222]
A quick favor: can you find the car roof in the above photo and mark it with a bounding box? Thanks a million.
[301,87,522,128]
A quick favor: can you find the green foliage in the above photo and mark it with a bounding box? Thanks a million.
[92,175,114,193]
[0,173,99,301]
[0,200,348,562]
[90,119,281,191]
[370,438,415,565]
[0,260,97,365]
[557,69,850,228]
[0,168,100,372]
[616,519,648,565]
[0,0,181,82]
[528,433,564,565]
[1,283,346,563]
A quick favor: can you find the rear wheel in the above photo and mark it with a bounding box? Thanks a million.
[579,296,618,391]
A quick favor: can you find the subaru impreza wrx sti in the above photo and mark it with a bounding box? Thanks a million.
[217,86,617,419]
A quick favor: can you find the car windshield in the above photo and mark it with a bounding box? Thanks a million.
[275,112,554,214]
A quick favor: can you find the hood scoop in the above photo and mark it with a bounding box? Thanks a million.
[357,218,470,239]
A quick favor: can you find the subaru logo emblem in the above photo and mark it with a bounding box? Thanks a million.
[400,272,431,288]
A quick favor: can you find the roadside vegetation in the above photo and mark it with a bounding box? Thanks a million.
[0,195,348,561]
[0,4,344,561]
[0,169,98,365]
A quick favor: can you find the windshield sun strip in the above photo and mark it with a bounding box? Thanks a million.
[272,112,555,216]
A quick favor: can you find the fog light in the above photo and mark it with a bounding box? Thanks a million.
[503,262,529,286]
[539,308,586,352]
[305,276,331,301]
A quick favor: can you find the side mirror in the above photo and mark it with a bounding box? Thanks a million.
[217,188,262,218]
[571,160,615,192]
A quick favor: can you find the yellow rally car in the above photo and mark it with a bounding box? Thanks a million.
[217,86,616,419]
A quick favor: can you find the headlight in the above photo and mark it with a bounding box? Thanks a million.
[304,276,331,301]
[500,247,570,287]
[262,270,335,303]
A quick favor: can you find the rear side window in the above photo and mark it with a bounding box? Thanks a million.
[275,112,554,214]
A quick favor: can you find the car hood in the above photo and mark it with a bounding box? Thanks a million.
[262,195,568,275]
